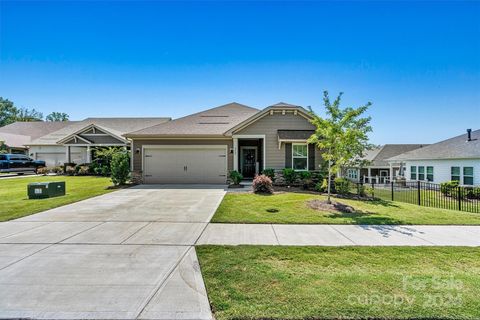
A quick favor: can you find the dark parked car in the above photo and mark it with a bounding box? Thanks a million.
[0,154,46,174]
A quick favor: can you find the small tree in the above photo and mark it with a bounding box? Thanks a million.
[308,91,372,203]
[110,152,130,185]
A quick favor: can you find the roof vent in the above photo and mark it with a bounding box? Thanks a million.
[467,129,472,141]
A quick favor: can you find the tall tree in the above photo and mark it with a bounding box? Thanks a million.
[0,97,18,127]
[46,112,69,122]
[15,108,43,122]
[308,91,373,203]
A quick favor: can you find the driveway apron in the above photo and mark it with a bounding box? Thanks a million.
[0,185,226,320]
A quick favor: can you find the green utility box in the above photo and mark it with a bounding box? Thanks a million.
[28,181,66,199]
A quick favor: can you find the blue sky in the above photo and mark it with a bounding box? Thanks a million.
[0,1,479,144]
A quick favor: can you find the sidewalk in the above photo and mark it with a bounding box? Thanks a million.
[197,224,480,246]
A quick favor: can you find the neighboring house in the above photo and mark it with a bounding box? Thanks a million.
[124,102,323,184]
[26,118,170,167]
[387,129,480,186]
[343,144,427,184]
[0,121,73,154]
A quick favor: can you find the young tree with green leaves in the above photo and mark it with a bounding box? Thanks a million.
[15,108,43,122]
[308,91,373,203]
[0,97,18,127]
[46,112,69,122]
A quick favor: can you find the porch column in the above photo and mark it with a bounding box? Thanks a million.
[233,138,239,171]
[86,146,91,163]
[367,167,371,182]
[65,146,71,163]
[389,163,393,182]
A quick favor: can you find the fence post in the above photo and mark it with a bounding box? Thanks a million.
[458,187,462,211]
[417,181,421,206]
[391,181,394,201]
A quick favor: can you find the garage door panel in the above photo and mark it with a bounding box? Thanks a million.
[144,146,227,184]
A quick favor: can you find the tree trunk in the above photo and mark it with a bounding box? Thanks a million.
[327,160,332,204]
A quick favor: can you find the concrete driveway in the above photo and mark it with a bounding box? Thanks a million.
[0,185,226,320]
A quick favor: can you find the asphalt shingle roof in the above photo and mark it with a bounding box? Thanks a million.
[28,118,170,145]
[125,103,259,137]
[388,129,480,161]
[363,144,427,166]
[0,121,75,148]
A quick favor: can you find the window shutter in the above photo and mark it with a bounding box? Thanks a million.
[285,143,292,168]
[308,144,315,170]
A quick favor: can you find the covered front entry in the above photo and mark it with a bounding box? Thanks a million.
[143,145,228,184]
[236,138,264,178]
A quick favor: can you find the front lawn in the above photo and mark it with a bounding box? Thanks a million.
[197,246,480,320]
[0,176,114,221]
[212,192,480,225]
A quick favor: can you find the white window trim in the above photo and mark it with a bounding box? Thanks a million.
[292,143,308,171]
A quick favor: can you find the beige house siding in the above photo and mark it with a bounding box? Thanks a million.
[131,139,233,173]
[234,112,323,170]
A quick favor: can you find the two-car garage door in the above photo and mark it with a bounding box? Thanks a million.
[143,145,228,184]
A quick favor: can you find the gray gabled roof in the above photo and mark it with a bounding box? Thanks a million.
[388,129,480,161]
[363,144,427,166]
[125,103,259,137]
[0,121,75,148]
[29,117,171,145]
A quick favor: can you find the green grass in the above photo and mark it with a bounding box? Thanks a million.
[0,176,114,221]
[212,192,480,225]
[197,246,480,320]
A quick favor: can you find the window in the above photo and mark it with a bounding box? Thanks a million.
[418,166,425,180]
[347,169,358,180]
[292,144,308,170]
[0,155,6,161]
[451,167,460,182]
[426,166,434,182]
[410,166,417,180]
[463,167,474,185]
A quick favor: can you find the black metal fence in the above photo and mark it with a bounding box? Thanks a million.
[355,181,480,214]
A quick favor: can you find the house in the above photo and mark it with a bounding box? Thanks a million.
[387,129,480,186]
[343,144,426,184]
[0,118,170,166]
[124,102,323,184]
[0,121,73,154]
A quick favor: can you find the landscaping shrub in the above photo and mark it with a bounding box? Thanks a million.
[315,178,328,192]
[50,166,64,174]
[252,174,273,194]
[229,170,243,185]
[261,168,276,182]
[299,171,313,190]
[282,168,297,186]
[65,165,76,176]
[110,152,130,185]
[465,186,480,200]
[440,181,459,197]
[36,167,49,175]
[334,177,351,195]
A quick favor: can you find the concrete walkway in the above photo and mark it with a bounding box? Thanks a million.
[0,185,226,320]
[198,224,480,246]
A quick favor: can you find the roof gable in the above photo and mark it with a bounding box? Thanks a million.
[227,103,312,135]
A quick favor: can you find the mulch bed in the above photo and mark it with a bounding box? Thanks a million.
[307,199,356,213]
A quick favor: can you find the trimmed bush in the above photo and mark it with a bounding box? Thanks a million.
[36,167,49,175]
[334,177,351,195]
[440,181,459,197]
[252,174,273,194]
[261,168,276,182]
[315,178,328,193]
[282,168,297,186]
[229,170,243,185]
[110,152,130,185]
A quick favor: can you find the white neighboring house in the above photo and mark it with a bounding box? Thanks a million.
[387,129,480,186]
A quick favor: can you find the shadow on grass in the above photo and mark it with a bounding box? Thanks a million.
[326,210,406,225]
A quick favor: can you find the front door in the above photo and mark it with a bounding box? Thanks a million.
[241,147,257,178]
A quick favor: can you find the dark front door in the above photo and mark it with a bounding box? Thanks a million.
[241,147,257,178]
